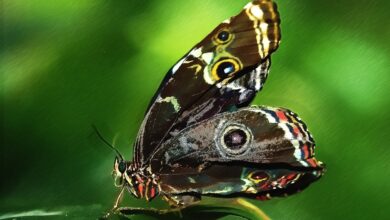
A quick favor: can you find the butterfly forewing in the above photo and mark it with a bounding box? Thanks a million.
[134,0,281,165]
[170,59,271,136]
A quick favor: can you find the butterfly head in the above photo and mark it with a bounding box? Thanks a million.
[113,156,129,187]
[112,157,140,197]
[113,157,159,201]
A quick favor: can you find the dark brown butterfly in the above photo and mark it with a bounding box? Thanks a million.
[109,0,324,209]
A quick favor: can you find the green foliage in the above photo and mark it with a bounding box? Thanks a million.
[110,199,269,220]
[1,0,389,219]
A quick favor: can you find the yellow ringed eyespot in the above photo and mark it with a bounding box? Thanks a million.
[214,29,233,44]
[211,58,241,81]
[248,171,269,184]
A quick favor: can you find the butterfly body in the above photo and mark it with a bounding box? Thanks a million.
[111,0,324,209]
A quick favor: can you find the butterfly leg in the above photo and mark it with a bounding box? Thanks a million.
[112,187,125,210]
[101,187,125,219]
[163,194,201,207]
[115,195,200,218]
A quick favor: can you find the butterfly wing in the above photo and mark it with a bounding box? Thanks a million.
[135,0,281,165]
[169,59,271,136]
[150,106,324,199]
[158,165,322,200]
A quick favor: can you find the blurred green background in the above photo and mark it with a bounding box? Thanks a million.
[1,0,389,219]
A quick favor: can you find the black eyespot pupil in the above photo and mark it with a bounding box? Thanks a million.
[216,61,235,77]
[118,162,126,173]
[223,129,247,150]
[250,171,269,180]
[217,31,230,41]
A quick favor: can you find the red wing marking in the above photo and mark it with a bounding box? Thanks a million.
[276,110,288,122]
[293,126,301,137]
[306,158,319,167]
[301,144,309,159]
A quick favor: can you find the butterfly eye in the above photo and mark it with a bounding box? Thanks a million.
[211,58,241,81]
[118,161,126,173]
[223,129,247,150]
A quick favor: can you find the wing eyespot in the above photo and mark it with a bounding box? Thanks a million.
[248,171,269,184]
[211,58,241,81]
[215,30,232,44]
[215,122,253,156]
[223,128,247,150]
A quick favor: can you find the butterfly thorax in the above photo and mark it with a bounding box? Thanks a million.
[114,158,160,201]
[126,165,160,201]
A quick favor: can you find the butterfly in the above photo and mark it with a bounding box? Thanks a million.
[109,0,324,209]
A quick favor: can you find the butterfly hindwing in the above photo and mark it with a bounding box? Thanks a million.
[150,106,324,198]
[158,165,322,200]
[135,0,281,165]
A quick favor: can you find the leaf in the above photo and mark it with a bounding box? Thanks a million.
[104,199,270,220]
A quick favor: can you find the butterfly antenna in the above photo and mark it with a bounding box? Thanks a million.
[92,125,124,160]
